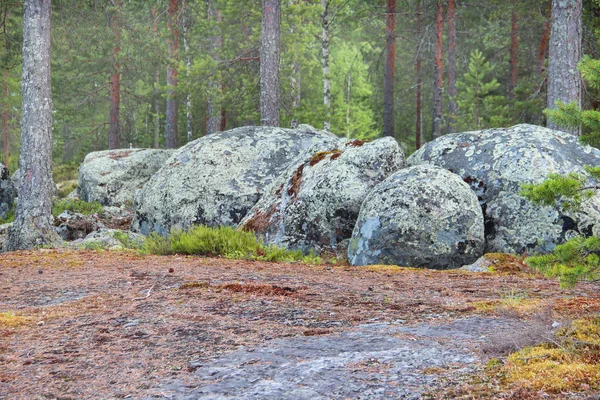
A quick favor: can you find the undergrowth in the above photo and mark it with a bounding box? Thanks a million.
[0,312,30,327]
[0,208,15,224]
[52,163,79,183]
[52,198,103,217]
[499,317,600,393]
[142,225,321,264]
[57,181,78,198]
[525,236,600,288]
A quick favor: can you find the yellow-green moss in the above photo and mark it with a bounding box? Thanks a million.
[0,312,31,327]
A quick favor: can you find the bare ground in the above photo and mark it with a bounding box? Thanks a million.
[0,250,599,399]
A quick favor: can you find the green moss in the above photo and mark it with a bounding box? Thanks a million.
[52,198,103,217]
[57,181,78,198]
[0,208,15,224]
[141,224,321,264]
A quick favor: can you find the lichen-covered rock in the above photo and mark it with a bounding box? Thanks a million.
[71,228,144,250]
[348,164,485,269]
[408,124,600,254]
[240,137,405,254]
[132,125,343,235]
[0,165,16,219]
[78,148,174,207]
[54,210,106,241]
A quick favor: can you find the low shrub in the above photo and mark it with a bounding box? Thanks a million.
[52,198,103,217]
[142,225,321,264]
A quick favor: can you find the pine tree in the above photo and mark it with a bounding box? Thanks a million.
[545,56,600,147]
[455,50,507,131]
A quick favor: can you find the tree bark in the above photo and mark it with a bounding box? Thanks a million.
[537,3,552,76]
[260,0,281,127]
[182,0,192,142]
[383,0,396,138]
[509,0,519,96]
[415,0,422,149]
[165,0,179,148]
[547,0,582,135]
[152,7,160,148]
[433,0,444,139]
[108,2,120,150]
[6,0,60,250]
[446,0,457,132]
[321,0,331,131]
[207,0,222,135]
[3,68,9,167]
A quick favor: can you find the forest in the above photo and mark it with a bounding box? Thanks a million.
[3,0,600,398]
[0,0,596,170]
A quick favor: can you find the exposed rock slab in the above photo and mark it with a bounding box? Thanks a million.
[154,317,521,400]
[408,124,600,254]
[348,164,484,269]
[133,126,343,235]
[78,148,173,207]
[240,137,405,254]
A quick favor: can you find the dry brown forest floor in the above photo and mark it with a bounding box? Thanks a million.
[0,250,599,399]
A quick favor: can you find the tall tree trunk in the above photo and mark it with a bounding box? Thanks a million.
[433,0,444,138]
[108,2,120,150]
[547,0,582,135]
[3,68,9,167]
[260,0,281,127]
[509,0,519,96]
[415,0,422,149]
[290,59,301,127]
[321,0,331,131]
[182,0,192,142]
[537,3,552,76]
[6,0,60,250]
[446,0,457,132]
[152,7,160,148]
[207,0,222,135]
[383,0,396,138]
[165,0,179,148]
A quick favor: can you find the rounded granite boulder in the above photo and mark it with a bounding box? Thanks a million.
[132,125,343,235]
[348,164,485,269]
[408,124,600,254]
[239,137,406,254]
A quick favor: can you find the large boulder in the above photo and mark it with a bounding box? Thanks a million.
[239,137,406,254]
[132,125,344,235]
[348,164,485,269]
[408,124,600,254]
[0,165,16,219]
[78,148,173,207]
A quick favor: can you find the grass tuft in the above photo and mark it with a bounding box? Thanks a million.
[142,225,321,264]
[52,198,103,217]
[0,312,30,327]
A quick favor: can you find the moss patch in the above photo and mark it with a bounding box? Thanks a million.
[0,312,31,328]
[500,317,600,393]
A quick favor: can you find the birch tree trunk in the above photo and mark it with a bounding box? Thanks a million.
[383,0,396,138]
[321,0,331,132]
[260,0,281,127]
[5,0,60,250]
[207,0,222,135]
[446,0,457,132]
[547,0,582,135]
[433,1,444,139]
[182,0,193,142]
[165,0,179,148]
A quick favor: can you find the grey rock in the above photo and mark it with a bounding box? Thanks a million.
[154,317,517,400]
[78,148,174,207]
[460,256,493,272]
[54,210,105,241]
[132,125,343,235]
[240,137,405,254]
[0,165,16,219]
[348,164,484,269]
[70,228,144,250]
[408,124,600,254]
